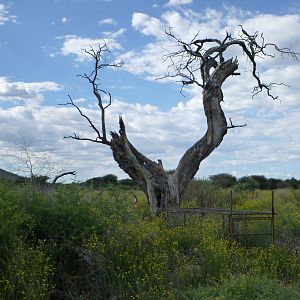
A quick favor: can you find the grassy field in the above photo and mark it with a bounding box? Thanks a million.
[0,180,299,299]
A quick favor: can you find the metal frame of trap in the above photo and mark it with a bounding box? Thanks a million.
[166,191,276,246]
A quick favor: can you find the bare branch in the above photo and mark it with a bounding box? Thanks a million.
[64,29,298,216]
[227,118,247,129]
[64,42,123,147]
[52,171,76,185]
[61,96,111,146]
[163,27,299,99]
[63,133,107,144]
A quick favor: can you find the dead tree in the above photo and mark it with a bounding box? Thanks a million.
[8,136,76,185]
[52,171,77,185]
[64,29,298,216]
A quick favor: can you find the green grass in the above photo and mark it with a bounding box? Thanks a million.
[0,180,299,299]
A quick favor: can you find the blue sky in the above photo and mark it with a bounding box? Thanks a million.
[0,0,299,181]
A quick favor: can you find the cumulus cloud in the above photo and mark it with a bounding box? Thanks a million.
[119,6,300,178]
[124,7,300,86]
[57,34,122,62]
[1,75,299,181]
[120,42,169,78]
[165,0,193,7]
[2,5,300,180]
[61,17,69,23]
[99,18,117,25]
[0,3,17,25]
[0,77,62,106]
[0,94,205,180]
[102,27,126,39]
[132,13,165,37]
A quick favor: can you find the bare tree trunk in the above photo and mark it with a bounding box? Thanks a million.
[52,171,76,185]
[66,30,297,216]
[111,59,238,216]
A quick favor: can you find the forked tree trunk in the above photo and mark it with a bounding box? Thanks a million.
[110,59,238,216]
[69,29,295,216]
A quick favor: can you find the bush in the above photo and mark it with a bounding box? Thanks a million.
[84,174,118,188]
[0,239,54,300]
[209,173,237,188]
[182,179,231,208]
[0,181,299,299]
[181,274,300,300]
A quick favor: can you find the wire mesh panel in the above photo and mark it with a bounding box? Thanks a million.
[166,191,276,246]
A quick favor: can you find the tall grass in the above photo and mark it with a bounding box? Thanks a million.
[0,180,299,299]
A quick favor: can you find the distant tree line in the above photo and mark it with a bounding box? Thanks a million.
[208,173,300,190]
[82,174,138,189]
[81,173,299,190]
[2,170,298,191]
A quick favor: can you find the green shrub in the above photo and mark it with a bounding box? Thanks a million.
[0,181,299,299]
[0,238,54,300]
[181,274,300,300]
[182,179,231,208]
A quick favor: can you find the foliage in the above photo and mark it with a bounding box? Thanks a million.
[206,173,300,190]
[83,174,139,189]
[84,173,118,188]
[286,177,300,189]
[118,178,139,188]
[0,239,54,300]
[209,173,237,188]
[251,175,270,190]
[182,179,231,208]
[181,274,300,300]
[237,176,260,192]
[0,181,299,299]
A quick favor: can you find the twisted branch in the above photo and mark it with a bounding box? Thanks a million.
[62,43,123,146]
[163,27,299,99]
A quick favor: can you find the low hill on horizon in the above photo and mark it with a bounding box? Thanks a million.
[0,168,22,181]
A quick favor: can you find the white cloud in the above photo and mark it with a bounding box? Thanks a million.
[125,8,300,85]
[117,7,300,179]
[57,35,122,62]
[0,77,62,106]
[0,74,300,180]
[243,14,300,46]
[102,27,126,39]
[132,13,165,38]
[2,6,300,181]
[61,17,69,23]
[120,42,169,78]
[165,0,193,7]
[99,18,117,25]
[0,3,17,25]
[5,93,204,178]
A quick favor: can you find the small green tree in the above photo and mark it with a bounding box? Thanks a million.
[285,177,299,190]
[269,178,282,190]
[209,173,236,188]
[85,174,118,188]
[251,175,270,190]
[238,176,260,191]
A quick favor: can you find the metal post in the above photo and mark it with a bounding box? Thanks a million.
[200,188,203,207]
[245,217,248,247]
[271,190,275,245]
[222,215,225,238]
[236,218,239,242]
[228,190,233,246]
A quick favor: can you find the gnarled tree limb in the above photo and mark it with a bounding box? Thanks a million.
[65,28,298,216]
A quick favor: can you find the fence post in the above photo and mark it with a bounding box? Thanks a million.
[228,190,233,246]
[271,190,275,245]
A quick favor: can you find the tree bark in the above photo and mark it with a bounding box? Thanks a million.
[67,30,296,216]
[110,58,238,216]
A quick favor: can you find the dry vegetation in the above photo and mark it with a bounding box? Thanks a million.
[0,179,299,299]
